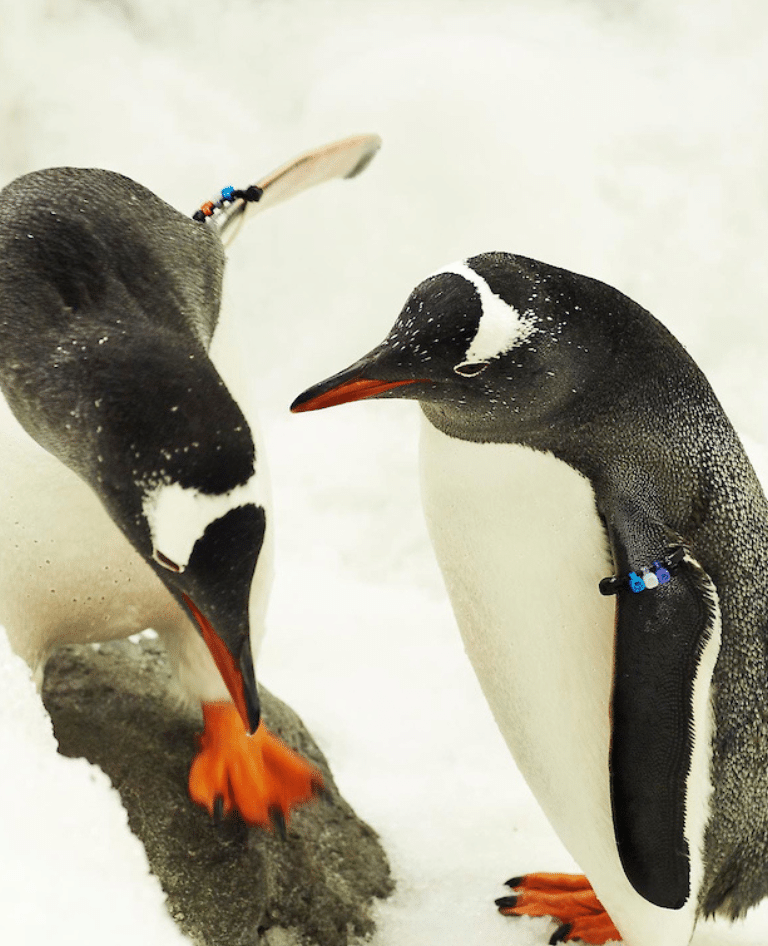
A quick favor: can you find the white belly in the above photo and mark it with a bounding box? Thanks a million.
[0,392,189,679]
[419,417,698,946]
[0,299,274,712]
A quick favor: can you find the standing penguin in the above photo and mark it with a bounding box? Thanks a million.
[0,133,380,828]
[291,251,768,945]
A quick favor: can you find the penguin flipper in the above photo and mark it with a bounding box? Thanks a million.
[606,507,721,910]
[206,133,381,245]
[250,132,381,214]
[188,701,324,829]
[496,873,621,944]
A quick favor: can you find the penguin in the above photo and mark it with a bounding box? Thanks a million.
[0,133,380,829]
[290,251,768,945]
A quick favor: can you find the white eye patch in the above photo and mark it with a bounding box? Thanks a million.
[432,261,537,369]
[143,472,263,573]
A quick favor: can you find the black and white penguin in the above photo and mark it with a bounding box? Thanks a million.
[0,133,380,827]
[291,252,768,945]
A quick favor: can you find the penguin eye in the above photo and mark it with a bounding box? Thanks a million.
[153,549,183,573]
[454,360,490,377]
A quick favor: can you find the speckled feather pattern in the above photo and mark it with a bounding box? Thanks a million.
[294,250,768,934]
[420,254,768,922]
[0,168,267,704]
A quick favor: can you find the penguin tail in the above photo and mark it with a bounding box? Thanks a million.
[188,701,324,830]
[495,873,621,944]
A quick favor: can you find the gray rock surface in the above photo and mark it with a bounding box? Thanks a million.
[42,637,393,946]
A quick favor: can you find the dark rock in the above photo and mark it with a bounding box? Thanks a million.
[42,637,393,946]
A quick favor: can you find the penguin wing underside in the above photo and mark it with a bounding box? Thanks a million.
[212,133,381,245]
[606,508,720,911]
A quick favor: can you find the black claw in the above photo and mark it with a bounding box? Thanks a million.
[549,922,573,945]
[505,875,524,888]
[495,895,518,910]
[269,805,287,840]
[212,795,225,826]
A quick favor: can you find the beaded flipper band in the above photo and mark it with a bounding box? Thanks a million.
[599,546,685,596]
[192,184,263,224]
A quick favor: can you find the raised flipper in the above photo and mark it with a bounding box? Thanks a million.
[181,135,379,826]
[194,133,381,245]
[496,873,621,944]
[600,496,721,909]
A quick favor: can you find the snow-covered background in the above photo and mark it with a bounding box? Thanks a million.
[1,0,768,943]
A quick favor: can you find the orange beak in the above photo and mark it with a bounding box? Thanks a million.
[182,593,258,733]
[291,375,424,413]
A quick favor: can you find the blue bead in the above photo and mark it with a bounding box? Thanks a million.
[221,185,235,200]
[628,572,646,593]
[653,561,671,584]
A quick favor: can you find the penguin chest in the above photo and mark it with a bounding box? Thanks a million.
[419,418,616,841]
[0,395,185,673]
[419,419,705,946]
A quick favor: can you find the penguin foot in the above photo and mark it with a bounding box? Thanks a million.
[188,701,324,829]
[496,873,621,944]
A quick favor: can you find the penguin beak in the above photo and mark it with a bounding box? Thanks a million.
[290,356,424,413]
[182,594,261,734]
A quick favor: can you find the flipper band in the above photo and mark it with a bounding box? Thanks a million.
[599,546,685,596]
[192,184,263,223]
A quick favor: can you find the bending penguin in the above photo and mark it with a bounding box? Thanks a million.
[0,133,380,829]
[291,251,768,945]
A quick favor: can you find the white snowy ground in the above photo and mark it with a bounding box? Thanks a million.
[1,0,768,943]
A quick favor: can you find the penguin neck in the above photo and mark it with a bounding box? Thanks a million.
[420,390,768,591]
[419,400,597,478]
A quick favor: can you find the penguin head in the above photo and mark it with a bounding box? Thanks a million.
[86,335,266,735]
[0,167,264,732]
[291,252,631,444]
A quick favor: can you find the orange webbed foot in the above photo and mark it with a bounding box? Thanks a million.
[496,873,622,944]
[188,701,324,830]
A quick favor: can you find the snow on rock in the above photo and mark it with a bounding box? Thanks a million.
[0,629,188,946]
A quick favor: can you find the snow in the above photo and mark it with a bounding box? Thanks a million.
[2,0,768,943]
[0,632,187,945]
